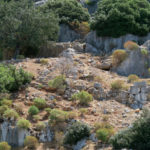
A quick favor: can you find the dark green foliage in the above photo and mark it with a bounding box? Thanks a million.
[0,64,32,92]
[91,0,150,37]
[110,109,150,150]
[40,0,90,24]
[28,105,39,116]
[64,122,90,145]
[0,0,59,57]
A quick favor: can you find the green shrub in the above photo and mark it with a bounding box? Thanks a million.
[91,0,150,37]
[111,80,124,90]
[40,59,49,65]
[45,108,52,115]
[34,98,46,109]
[64,122,90,145]
[33,115,40,122]
[148,68,150,75]
[71,91,93,105]
[96,128,111,143]
[69,21,90,37]
[112,50,127,66]
[85,0,96,6]
[0,105,8,116]
[110,109,150,150]
[1,99,12,107]
[0,142,11,150]
[3,109,19,120]
[49,109,69,123]
[48,75,67,93]
[41,0,90,24]
[28,106,39,116]
[36,122,46,131]
[124,41,139,51]
[24,136,38,149]
[17,118,31,129]
[96,123,114,143]
[0,64,32,92]
[128,74,139,83]
[141,48,148,56]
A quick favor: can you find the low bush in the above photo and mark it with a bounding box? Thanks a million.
[128,74,139,83]
[69,21,90,37]
[79,108,88,116]
[64,122,90,145]
[0,64,32,92]
[48,75,67,93]
[33,115,40,122]
[148,68,150,75]
[124,41,139,51]
[141,48,148,56]
[45,108,52,115]
[1,99,12,107]
[110,109,150,150]
[34,98,46,109]
[24,136,38,149]
[17,118,31,129]
[49,109,69,124]
[111,80,124,90]
[71,91,93,105]
[0,142,11,150]
[36,122,46,131]
[95,122,114,143]
[28,106,39,116]
[112,49,127,66]
[40,59,49,65]
[96,128,113,143]
[3,109,19,120]
[0,105,8,116]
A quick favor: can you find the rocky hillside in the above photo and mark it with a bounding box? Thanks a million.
[0,46,149,150]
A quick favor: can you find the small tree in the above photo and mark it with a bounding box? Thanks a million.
[64,122,90,145]
[0,0,59,58]
[41,0,90,24]
[110,109,150,150]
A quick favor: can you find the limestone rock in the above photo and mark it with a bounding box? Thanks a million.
[86,31,150,54]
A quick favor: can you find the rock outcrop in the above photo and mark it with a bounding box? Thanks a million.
[0,121,52,147]
[59,24,81,42]
[110,82,150,109]
[114,49,150,78]
[85,31,150,54]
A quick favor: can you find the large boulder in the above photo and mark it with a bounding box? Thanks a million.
[85,31,150,54]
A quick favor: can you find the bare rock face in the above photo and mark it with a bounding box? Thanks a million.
[0,121,29,147]
[114,49,150,78]
[86,31,150,54]
[111,81,150,109]
[0,121,53,147]
[59,24,81,42]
